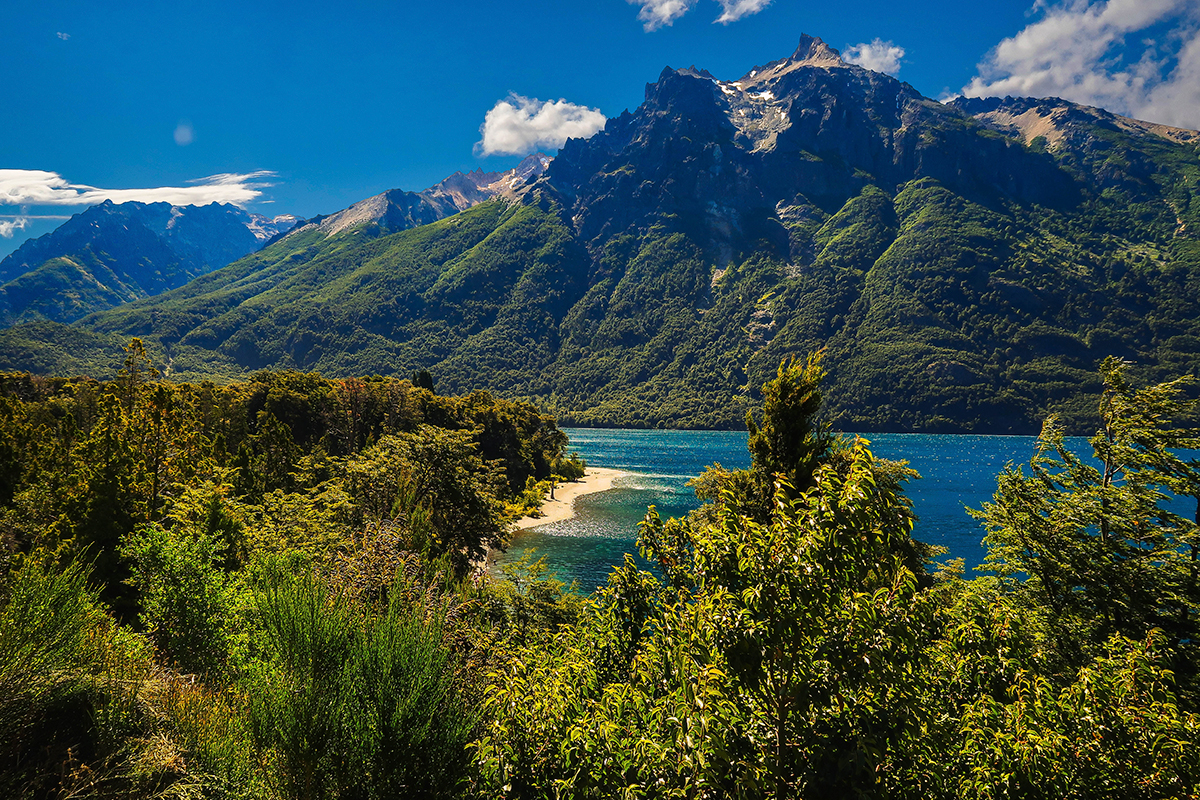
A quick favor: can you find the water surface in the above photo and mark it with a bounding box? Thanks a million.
[501,429,1074,590]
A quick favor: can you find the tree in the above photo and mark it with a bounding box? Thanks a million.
[478,359,937,799]
[977,356,1200,678]
[120,520,234,676]
[412,369,436,393]
[692,352,833,523]
[116,337,158,416]
[745,351,831,493]
[671,442,930,798]
[345,426,506,577]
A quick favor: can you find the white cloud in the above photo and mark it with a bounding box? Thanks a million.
[174,121,194,146]
[478,95,606,157]
[963,0,1200,128]
[714,0,771,25]
[844,38,906,75]
[628,0,696,31]
[56,32,70,41]
[0,217,28,238]
[627,0,770,31]
[0,169,275,208]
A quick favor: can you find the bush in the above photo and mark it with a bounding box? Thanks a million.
[551,452,586,482]
[242,563,477,799]
[0,552,168,798]
[0,552,100,794]
[121,522,236,676]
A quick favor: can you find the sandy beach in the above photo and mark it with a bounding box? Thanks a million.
[512,467,630,531]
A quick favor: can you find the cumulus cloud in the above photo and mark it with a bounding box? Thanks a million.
[963,0,1200,128]
[0,169,275,208]
[478,95,606,157]
[714,0,772,25]
[0,217,28,238]
[627,0,696,32]
[56,32,70,41]
[844,38,906,75]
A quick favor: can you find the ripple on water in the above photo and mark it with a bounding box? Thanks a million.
[500,428,1128,592]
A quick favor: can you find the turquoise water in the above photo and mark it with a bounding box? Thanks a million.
[501,429,1159,591]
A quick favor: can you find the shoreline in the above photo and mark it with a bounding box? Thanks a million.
[478,467,630,574]
[512,467,630,531]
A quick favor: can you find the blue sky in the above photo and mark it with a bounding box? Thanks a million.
[3,0,1199,258]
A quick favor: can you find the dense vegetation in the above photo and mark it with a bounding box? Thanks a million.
[3,351,1198,798]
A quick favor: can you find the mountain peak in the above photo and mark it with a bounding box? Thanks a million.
[737,33,847,86]
[307,154,553,239]
[791,34,843,67]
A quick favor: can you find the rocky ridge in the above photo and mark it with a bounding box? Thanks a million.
[304,152,551,237]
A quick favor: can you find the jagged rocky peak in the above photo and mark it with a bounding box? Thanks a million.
[542,32,1085,248]
[789,34,845,67]
[676,66,719,80]
[512,152,552,183]
[737,34,846,86]
[247,213,299,243]
[658,35,846,94]
[424,152,550,209]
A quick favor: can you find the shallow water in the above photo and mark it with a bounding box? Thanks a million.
[500,428,1168,591]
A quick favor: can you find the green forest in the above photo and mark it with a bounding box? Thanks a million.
[3,345,1199,798]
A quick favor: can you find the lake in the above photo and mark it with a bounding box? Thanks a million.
[501,428,1069,590]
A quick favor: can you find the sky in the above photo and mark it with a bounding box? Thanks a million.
[4,0,1199,259]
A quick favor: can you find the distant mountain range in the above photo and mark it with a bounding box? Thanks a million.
[0,202,299,326]
[0,154,549,327]
[2,35,1198,432]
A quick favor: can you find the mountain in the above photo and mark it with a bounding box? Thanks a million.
[2,36,1198,433]
[0,201,299,325]
[0,153,551,329]
[299,153,550,237]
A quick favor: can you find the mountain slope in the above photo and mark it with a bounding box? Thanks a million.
[0,153,550,330]
[0,201,298,325]
[2,36,1198,432]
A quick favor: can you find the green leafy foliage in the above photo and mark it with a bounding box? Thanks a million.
[346,426,507,577]
[977,355,1200,690]
[0,552,181,798]
[4,354,1200,797]
[244,564,475,800]
[0,356,577,798]
[121,519,236,676]
[475,356,1200,799]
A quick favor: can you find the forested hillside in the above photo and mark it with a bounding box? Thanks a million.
[1,37,1198,432]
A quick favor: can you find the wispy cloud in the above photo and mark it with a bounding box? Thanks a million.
[963,0,1200,128]
[844,38,906,75]
[56,32,70,41]
[714,0,771,25]
[627,0,770,30]
[478,95,606,157]
[0,218,28,238]
[627,0,697,32]
[0,169,275,208]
